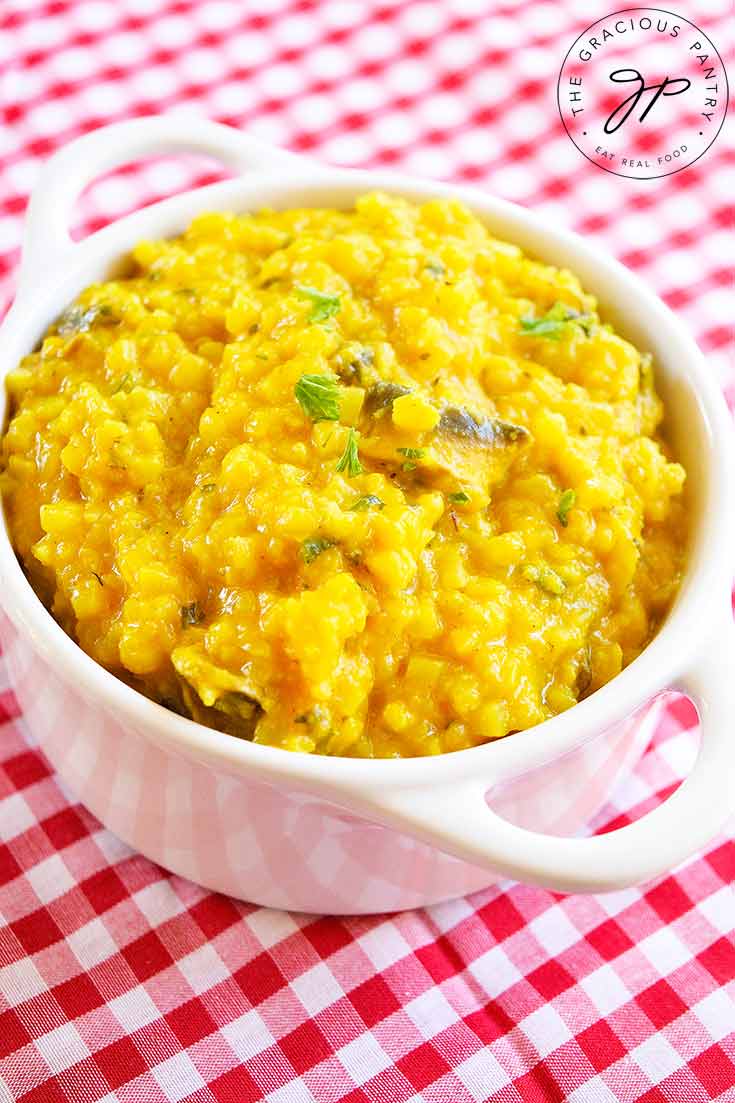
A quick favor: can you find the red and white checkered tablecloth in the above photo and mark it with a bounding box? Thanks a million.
[0,1,733,1100]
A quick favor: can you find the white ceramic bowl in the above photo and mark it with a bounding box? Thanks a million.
[0,117,733,913]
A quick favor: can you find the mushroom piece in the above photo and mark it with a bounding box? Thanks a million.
[361,380,411,418]
[360,382,530,497]
[436,406,528,449]
[171,644,266,739]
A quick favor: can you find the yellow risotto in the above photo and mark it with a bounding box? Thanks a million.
[1,193,686,757]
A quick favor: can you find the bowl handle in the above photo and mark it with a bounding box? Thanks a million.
[366,614,735,893]
[15,116,304,300]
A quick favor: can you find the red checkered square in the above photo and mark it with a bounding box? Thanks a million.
[416,937,465,984]
[189,895,242,940]
[303,917,354,958]
[464,1004,515,1046]
[513,1066,566,1103]
[0,3,732,1102]
[705,840,735,883]
[699,937,735,986]
[53,974,105,1018]
[348,974,401,1028]
[207,1065,263,1102]
[586,919,635,961]
[41,808,89,851]
[11,909,63,954]
[122,930,174,982]
[636,1090,670,1103]
[20,1082,68,1103]
[646,879,695,925]
[94,1035,147,1088]
[2,750,51,790]
[691,1045,735,1096]
[0,1010,31,1058]
[637,979,689,1030]
[0,845,22,885]
[478,896,527,942]
[280,1020,332,1073]
[576,1021,627,1072]
[233,952,287,1005]
[397,1042,451,1091]
[166,998,218,1048]
[80,868,129,914]
[0,688,21,723]
[527,960,575,1000]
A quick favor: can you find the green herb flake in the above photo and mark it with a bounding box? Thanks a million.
[200,483,217,494]
[335,428,362,477]
[425,261,446,278]
[301,537,334,564]
[557,488,576,527]
[350,494,384,512]
[111,373,133,395]
[522,563,566,595]
[398,446,424,472]
[519,302,594,341]
[296,285,341,324]
[448,490,470,504]
[295,373,341,421]
[180,601,205,627]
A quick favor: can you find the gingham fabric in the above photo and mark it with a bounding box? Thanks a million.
[0,1,733,1100]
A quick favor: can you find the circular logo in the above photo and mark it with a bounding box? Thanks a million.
[557,8,728,179]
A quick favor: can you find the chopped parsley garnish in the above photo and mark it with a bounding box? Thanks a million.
[425,261,446,278]
[295,373,341,421]
[519,302,594,340]
[557,488,576,527]
[296,285,341,324]
[180,601,205,627]
[335,428,362,477]
[522,564,566,595]
[448,490,470,504]
[350,494,384,511]
[301,537,334,564]
[398,446,424,472]
[111,373,133,395]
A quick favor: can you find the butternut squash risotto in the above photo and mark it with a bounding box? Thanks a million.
[1,194,686,757]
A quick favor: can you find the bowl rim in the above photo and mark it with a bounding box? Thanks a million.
[0,164,732,794]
